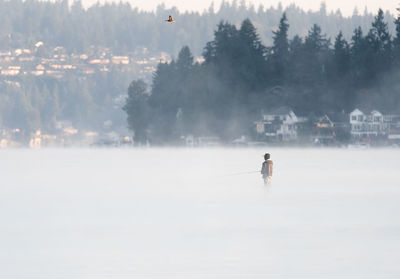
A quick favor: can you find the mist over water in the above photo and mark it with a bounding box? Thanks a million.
[1,148,400,279]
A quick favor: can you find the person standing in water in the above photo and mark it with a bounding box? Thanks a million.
[261,153,273,185]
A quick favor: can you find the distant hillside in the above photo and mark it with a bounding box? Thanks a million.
[0,0,396,56]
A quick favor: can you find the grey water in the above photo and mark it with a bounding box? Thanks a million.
[1,148,400,279]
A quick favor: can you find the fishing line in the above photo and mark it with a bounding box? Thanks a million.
[225,170,259,176]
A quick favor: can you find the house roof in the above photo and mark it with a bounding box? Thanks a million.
[318,115,333,124]
[351,108,383,116]
[350,108,364,115]
[370,110,382,116]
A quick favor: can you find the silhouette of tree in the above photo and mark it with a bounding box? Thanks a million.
[269,13,290,84]
[123,80,150,144]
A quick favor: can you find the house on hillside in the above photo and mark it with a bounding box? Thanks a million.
[255,107,298,142]
[1,128,24,147]
[112,56,129,65]
[29,130,42,149]
[1,66,20,76]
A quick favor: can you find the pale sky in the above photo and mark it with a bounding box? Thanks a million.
[81,0,398,16]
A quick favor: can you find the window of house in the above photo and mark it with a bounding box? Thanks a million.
[351,116,357,121]
[358,115,363,121]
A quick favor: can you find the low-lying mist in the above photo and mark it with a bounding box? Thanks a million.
[1,148,399,278]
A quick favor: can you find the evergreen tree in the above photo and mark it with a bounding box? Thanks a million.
[303,24,331,84]
[123,80,150,144]
[330,31,352,110]
[269,13,290,84]
[175,46,195,137]
[239,19,265,55]
[237,19,267,90]
[366,9,392,77]
[305,24,330,52]
[332,31,350,79]
[393,5,400,65]
[203,21,238,69]
[350,26,368,85]
[287,35,304,84]
[176,46,194,77]
[204,19,267,89]
[148,61,181,142]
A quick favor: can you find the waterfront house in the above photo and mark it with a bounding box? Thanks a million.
[255,107,298,142]
[313,115,336,145]
[349,109,385,138]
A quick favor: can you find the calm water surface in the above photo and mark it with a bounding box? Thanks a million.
[1,148,399,279]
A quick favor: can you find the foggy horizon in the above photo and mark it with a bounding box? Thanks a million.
[79,0,399,16]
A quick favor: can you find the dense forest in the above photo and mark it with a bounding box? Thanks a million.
[124,8,400,144]
[0,0,395,55]
[0,71,132,134]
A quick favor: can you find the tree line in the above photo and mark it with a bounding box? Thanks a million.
[0,0,395,56]
[124,8,400,144]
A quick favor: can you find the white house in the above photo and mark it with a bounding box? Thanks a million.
[349,109,385,138]
[384,114,400,143]
[255,107,298,141]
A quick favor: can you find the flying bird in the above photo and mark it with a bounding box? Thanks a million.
[165,15,175,23]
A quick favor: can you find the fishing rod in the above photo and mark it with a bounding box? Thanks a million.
[226,170,260,176]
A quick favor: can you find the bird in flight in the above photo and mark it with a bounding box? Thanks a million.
[165,15,175,23]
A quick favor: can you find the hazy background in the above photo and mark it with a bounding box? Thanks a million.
[81,0,398,16]
[0,0,399,146]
